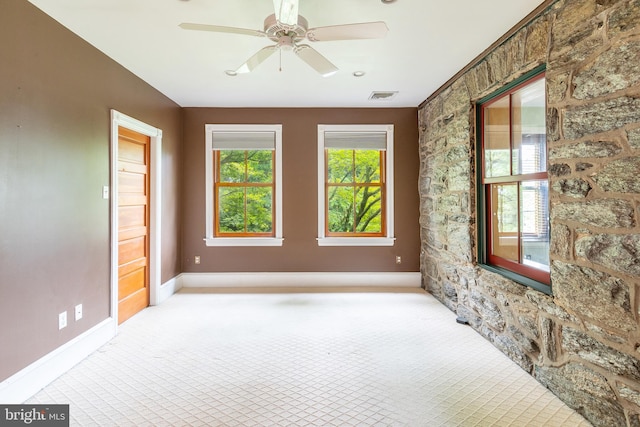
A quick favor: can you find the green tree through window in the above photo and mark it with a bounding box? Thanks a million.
[326,149,384,235]
[215,150,274,236]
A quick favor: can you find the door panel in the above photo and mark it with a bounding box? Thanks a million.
[119,205,146,228]
[117,126,150,324]
[118,268,146,298]
[119,171,146,193]
[118,257,146,278]
[119,138,147,163]
[118,236,146,263]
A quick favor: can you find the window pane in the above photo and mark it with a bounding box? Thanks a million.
[519,134,547,175]
[484,97,511,178]
[246,187,273,233]
[521,180,550,271]
[327,149,354,183]
[491,183,518,262]
[218,187,245,233]
[512,78,546,175]
[354,150,381,183]
[246,150,273,183]
[355,186,382,233]
[328,186,354,232]
[219,151,246,183]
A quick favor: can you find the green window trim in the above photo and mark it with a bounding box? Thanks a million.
[475,64,552,295]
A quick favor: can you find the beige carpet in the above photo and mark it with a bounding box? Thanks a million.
[28,288,590,426]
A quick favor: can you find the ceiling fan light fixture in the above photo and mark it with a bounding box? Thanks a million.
[224,70,238,76]
[277,35,295,50]
[353,71,366,77]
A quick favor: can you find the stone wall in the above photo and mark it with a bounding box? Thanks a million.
[418,1,640,425]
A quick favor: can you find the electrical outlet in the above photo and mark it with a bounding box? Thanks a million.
[58,311,67,330]
[396,256,402,264]
[75,304,83,321]
[194,255,201,265]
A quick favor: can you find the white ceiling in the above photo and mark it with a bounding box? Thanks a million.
[28,0,545,108]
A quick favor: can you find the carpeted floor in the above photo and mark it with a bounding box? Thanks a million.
[28,288,590,426]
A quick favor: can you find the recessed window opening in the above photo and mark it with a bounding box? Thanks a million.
[205,124,283,247]
[317,124,395,247]
[477,68,550,292]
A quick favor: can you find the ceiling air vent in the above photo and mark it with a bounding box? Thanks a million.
[369,91,398,101]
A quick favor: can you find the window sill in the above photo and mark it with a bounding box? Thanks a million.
[204,237,284,247]
[478,263,551,295]
[316,237,395,247]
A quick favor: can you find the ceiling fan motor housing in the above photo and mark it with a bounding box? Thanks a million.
[264,13,308,42]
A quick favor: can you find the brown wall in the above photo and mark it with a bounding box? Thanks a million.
[0,1,182,381]
[0,1,419,384]
[182,108,420,273]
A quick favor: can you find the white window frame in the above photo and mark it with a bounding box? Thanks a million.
[317,124,395,247]
[205,124,283,247]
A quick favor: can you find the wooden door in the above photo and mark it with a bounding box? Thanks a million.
[117,126,150,324]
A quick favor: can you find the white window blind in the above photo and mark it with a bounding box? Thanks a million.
[323,131,387,150]
[211,131,276,151]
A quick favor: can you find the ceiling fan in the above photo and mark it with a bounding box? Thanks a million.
[179,0,389,77]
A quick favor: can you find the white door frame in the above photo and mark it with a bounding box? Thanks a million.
[110,110,163,327]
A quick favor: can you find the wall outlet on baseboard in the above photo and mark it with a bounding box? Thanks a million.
[396,256,402,264]
[194,256,201,265]
[58,311,67,330]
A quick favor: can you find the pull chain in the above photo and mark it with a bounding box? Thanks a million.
[279,49,283,72]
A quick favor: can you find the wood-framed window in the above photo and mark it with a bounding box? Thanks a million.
[477,67,550,293]
[205,124,283,247]
[326,148,386,237]
[214,149,275,237]
[317,124,395,247]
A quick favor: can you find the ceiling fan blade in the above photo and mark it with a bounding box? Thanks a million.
[235,45,278,74]
[273,0,299,26]
[179,23,266,38]
[294,44,338,77]
[306,21,388,42]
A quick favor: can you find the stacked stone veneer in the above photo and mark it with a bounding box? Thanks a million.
[418,0,640,426]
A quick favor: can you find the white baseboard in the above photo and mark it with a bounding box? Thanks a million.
[0,318,116,404]
[153,275,183,306]
[180,272,421,288]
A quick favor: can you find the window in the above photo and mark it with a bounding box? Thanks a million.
[317,124,394,246]
[477,68,550,292]
[205,124,283,246]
